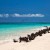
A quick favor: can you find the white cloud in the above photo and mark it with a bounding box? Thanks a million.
[0,14,3,17]
[0,13,45,17]
[0,14,9,17]
[12,13,45,17]
[31,14,44,17]
[3,14,9,17]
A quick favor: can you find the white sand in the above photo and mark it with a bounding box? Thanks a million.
[0,27,50,50]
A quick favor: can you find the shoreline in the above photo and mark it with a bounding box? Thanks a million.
[0,26,49,43]
[0,26,50,50]
[0,32,50,50]
[0,26,49,40]
[0,26,46,40]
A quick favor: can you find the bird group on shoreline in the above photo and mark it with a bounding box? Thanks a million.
[13,26,50,43]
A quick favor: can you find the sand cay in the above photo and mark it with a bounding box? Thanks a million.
[0,27,50,50]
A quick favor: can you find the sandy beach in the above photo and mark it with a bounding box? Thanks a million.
[0,0,50,49]
[0,27,50,50]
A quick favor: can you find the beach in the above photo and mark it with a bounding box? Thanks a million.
[0,23,50,50]
[0,33,50,50]
[0,27,50,50]
[0,0,50,49]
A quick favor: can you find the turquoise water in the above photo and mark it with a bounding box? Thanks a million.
[0,22,50,40]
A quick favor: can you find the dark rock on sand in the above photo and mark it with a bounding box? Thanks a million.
[13,39,18,43]
[19,36,29,42]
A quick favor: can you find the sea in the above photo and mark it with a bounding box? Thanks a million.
[0,22,50,41]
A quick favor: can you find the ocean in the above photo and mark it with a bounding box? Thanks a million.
[0,22,50,40]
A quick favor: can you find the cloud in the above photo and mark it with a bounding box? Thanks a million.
[0,13,45,17]
[13,13,44,17]
[0,14,9,17]
[4,14,9,17]
[0,14,3,17]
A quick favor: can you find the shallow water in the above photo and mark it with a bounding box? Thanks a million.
[0,22,50,40]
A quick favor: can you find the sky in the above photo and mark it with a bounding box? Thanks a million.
[0,0,50,22]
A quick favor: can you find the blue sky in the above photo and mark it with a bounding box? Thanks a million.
[0,0,50,22]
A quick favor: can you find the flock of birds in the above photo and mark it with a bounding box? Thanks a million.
[13,26,50,43]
